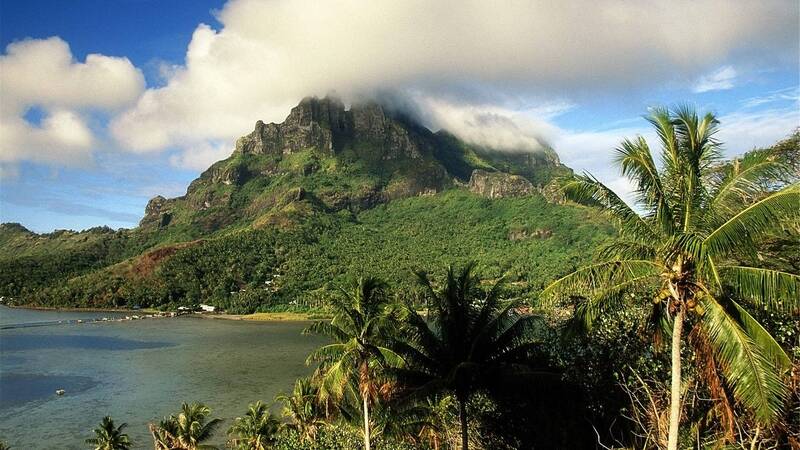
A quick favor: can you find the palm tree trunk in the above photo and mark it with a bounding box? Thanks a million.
[667,307,684,450]
[363,395,371,450]
[458,395,469,450]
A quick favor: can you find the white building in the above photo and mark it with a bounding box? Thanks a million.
[199,304,216,312]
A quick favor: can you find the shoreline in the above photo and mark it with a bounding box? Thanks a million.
[200,311,325,322]
[1,304,325,322]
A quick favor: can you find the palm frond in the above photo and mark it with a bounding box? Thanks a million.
[540,260,662,306]
[704,184,800,258]
[597,240,657,261]
[305,342,350,365]
[304,320,351,342]
[709,148,793,218]
[699,293,789,425]
[725,298,791,371]
[563,175,658,241]
[718,265,800,313]
[569,272,657,331]
[614,136,674,232]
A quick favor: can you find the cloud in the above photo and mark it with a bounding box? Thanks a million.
[407,95,562,152]
[692,66,737,93]
[550,103,800,208]
[0,109,95,166]
[717,106,800,154]
[0,37,145,167]
[168,140,234,171]
[741,86,800,108]
[551,125,654,206]
[111,0,798,155]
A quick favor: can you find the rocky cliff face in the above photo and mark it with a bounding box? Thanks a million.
[468,169,535,198]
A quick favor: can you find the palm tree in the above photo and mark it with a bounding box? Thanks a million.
[85,416,133,450]
[227,401,281,450]
[541,106,799,450]
[392,262,544,450]
[149,402,222,450]
[275,377,327,442]
[304,276,402,450]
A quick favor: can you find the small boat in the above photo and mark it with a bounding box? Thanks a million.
[56,389,65,395]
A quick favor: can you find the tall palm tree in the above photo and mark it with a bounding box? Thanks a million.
[227,401,281,450]
[275,377,327,442]
[304,276,402,450]
[149,402,222,450]
[392,262,544,450]
[85,416,133,450]
[541,106,799,450]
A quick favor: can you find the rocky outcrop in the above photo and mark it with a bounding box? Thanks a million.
[541,178,567,204]
[468,170,535,198]
[140,196,173,227]
[234,96,426,160]
[350,103,425,159]
[508,228,553,241]
[235,97,349,155]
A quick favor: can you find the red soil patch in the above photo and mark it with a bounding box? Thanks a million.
[130,240,203,277]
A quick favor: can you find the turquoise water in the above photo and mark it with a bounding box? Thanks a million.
[0,306,323,449]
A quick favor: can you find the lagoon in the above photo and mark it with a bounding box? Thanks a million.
[0,305,323,449]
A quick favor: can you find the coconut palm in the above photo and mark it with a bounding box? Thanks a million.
[304,276,402,450]
[150,417,179,450]
[541,106,799,450]
[227,401,281,450]
[275,377,327,442]
[149,402,222,450]
[392,262,545,450]
[85,416,133,450]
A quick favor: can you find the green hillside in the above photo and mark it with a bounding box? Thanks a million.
[2,190,611,312]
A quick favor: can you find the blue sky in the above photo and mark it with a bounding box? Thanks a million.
[1,0,798,232]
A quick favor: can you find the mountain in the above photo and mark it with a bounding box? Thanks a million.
[138,95,569,234]
[0,96,610,312]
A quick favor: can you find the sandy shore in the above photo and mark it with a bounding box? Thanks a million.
[202,311,329,322]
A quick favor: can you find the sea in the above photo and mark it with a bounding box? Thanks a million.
[0,305,323,449]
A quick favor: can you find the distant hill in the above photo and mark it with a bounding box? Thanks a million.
[0,96,610,311]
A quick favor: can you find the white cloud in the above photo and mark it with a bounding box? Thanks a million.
[111,0,798,155]
[717,106,800,155]
[410,96,561,152]
[0,37,145,167]
[551,125,654,205]
[550,104,799,208]
[168,140,234,171]
[0,109,95,166]
[741,86,800,108]
[692,66,737,93]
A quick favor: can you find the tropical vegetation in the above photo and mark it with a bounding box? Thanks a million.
[85,417,133,450]
[541,107,799,449]
[227,401,281,450]
[149,402,222,450]
[303,277,402,450]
